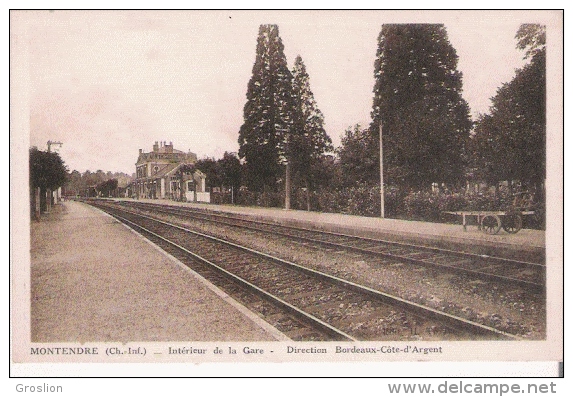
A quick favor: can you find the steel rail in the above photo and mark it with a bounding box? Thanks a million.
[120,201,544,290]
[98,202,521,341]
[107,210,356,341]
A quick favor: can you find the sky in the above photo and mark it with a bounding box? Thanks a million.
[12,10,559,175]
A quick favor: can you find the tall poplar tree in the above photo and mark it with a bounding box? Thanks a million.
[290,55,333,207]
[370,24,472,189]
[238,24,294,193]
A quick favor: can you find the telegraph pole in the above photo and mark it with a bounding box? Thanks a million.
[277,127,291,210]
[285,157,291,210]
[379,123,385,218]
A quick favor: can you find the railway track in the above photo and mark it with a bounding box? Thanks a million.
[113,200,545,291]
[89,200,519,341]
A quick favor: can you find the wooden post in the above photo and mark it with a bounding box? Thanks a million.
[46,188,52,213]
[305,180,310,211]
[285,161,291,210]
[277,127,291,211]
[34,187,40,221]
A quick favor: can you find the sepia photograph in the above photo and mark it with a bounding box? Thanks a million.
[10,9,563,377]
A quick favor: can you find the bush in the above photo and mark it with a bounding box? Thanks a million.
[233,190,288,208]
[314,187,350,214]
[256,191,282,208]
[404,191,441,221]
[216,184,545,229]
[383,185,404,218]
[344,184,381,217]
[235,190,257,206]
[404,190,504,222]
[211,191,233,205]
[463,191,499,211]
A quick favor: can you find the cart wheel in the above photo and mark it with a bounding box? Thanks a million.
[502,212,522,234]
[481,214,502,235]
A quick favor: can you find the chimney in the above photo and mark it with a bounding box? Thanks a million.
[153,141,159,152]
[139,149,142,154]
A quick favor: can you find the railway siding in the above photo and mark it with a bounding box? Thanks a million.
[90,201,543,339]
[105,199,545,340]
[114,198,545,263]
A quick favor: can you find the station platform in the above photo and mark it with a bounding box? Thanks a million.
[30,200,287,343]
[119,198,545,263]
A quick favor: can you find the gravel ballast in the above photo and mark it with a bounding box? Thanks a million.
[146,207,545,340]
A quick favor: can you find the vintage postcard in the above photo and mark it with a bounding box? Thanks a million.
[10,9,563,377]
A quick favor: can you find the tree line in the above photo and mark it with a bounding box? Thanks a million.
[469,24,546,192]
[195,23,545,219]
[64,169,132,197]
[29,146,134,217]
[30,23,546,224]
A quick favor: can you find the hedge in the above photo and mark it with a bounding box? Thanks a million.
[209,185,545,229]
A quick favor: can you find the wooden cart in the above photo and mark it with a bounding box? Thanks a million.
[444,192,538,235]
[443,209,535,234]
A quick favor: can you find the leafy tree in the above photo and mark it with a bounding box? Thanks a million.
[467,114,506,186]
[29,147,68,211]
[94,170,106,185]
[238,24,294,193]
[516,23,546,60]
[64,170,82,196]
[29,147,68,191]
[173,164,197,201]
[195,157,221,190]
[96,178,118,197]
[64,169,132,197]
[310,154,339,190]
[290,55,333,208]
[471,24,546,189]
[336,124,380,188]
[196,153,243,196]
[370,24,472,189]
[218,152,243,197]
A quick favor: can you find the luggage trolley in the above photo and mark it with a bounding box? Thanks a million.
[444,192,538,235]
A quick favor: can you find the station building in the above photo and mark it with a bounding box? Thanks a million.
[131,141,209,202]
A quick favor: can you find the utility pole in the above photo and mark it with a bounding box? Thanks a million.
[277,127,291,210]
[379,123,385,218]
[285,158,291,210]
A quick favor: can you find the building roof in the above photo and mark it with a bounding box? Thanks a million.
[163,164,206,178]
[135,163,206,181]
[135,142,201,181]
[154,163,180,178]
[136,149,197,165]
[157,146,184,154]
